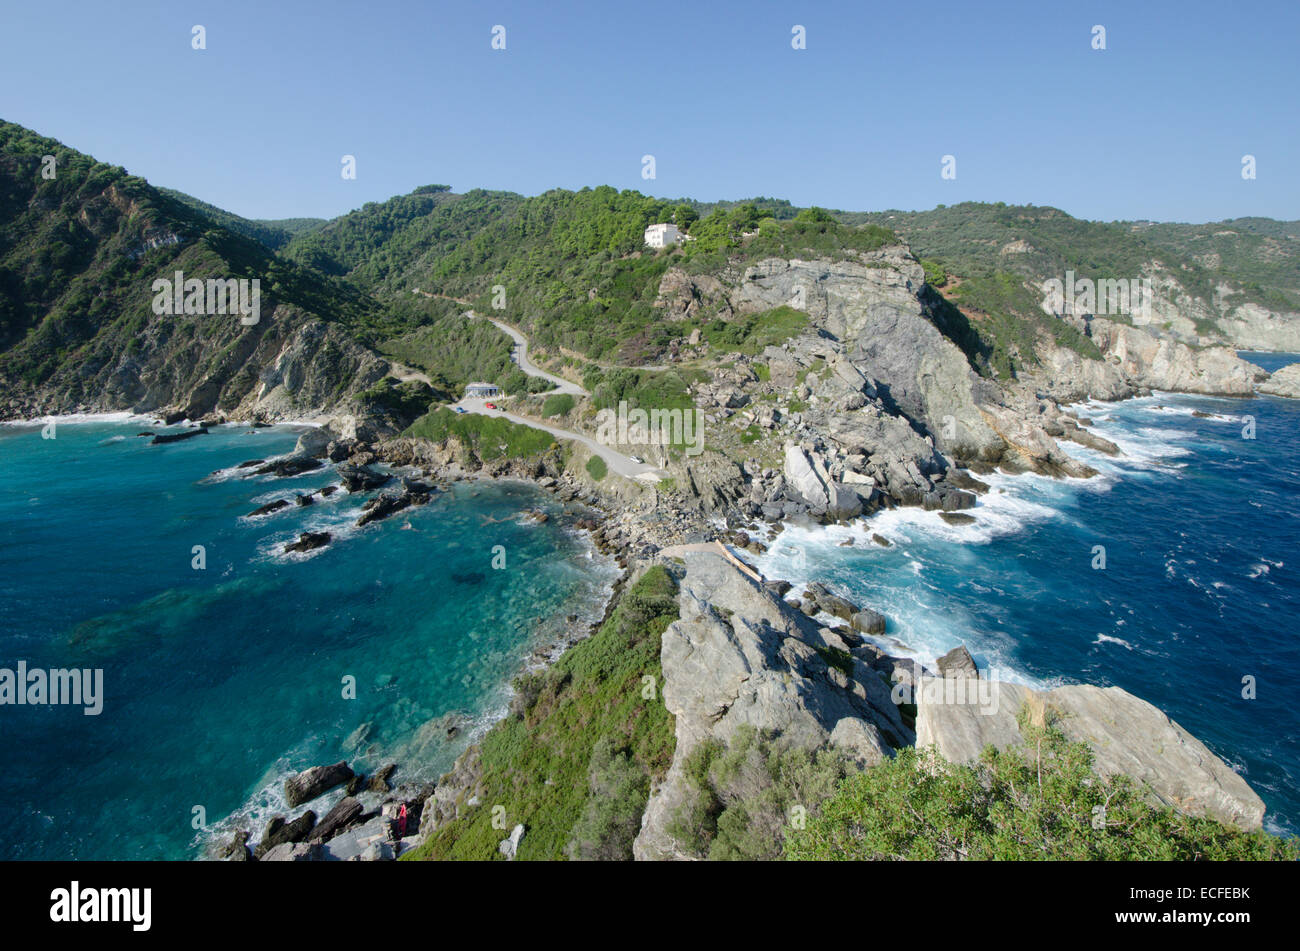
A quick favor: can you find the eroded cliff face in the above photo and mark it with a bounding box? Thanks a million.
[1216,300,1300,352]
[5,304,392,423]
[1080,316,1264,397]
[732,253,1004,462]
[633,550,913,860]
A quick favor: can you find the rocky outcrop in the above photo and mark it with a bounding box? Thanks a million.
[734,253,1003,462]
[284,761,354,808]
[498,824,525,860]
[634,551,912,860]
[782,444,861,519]
[1258,362,1300,399]
[914,678,1266,830]
[1086,318,1264,396]
[935,644,978,679]
[284,531,331,554]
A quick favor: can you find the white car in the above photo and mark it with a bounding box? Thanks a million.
[629,456,644,464]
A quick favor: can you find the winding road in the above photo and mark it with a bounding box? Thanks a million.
[449,311,668,484]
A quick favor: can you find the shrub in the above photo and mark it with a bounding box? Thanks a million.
[585,455,607,481]
[404,565,679,861]
[542,393,575,417]
[785,711,1299,861]
[668,726,853,861]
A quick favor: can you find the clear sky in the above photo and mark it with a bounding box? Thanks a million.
[2,0,1296,224]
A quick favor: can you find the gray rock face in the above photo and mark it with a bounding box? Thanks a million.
[1259,362,1300,399]
[782,444,863,519]
[735,255,1003,461]
[260,840,322,862]
[914,678,1266,830]
[1086,318,1263,396]
[634,552,912,860]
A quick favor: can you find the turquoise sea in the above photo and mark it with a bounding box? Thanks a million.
[0,420,617,859]
[3,355,1298,857]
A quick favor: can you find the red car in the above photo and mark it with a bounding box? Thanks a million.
[484,402,498,410]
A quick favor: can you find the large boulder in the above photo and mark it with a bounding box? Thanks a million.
[284,761,354,807]
[914,678,1266,830]
[309,796,364,843]
[935,644,978,679]
[254,811,316,858]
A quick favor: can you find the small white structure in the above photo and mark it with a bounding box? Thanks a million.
[644,223,683,248]
[465,382,501,398]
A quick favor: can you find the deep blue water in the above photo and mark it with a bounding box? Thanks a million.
[0,419,616,859]
[759,355,1300,836]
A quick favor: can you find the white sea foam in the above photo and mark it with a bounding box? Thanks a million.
[1094,633,1134,650]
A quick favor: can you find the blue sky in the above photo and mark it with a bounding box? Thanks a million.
[2,0,1296,223]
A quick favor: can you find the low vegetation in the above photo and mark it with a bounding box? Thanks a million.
[403,407,555,460]
[785,709,1299,861]
[668,726,853,860]
[541,392,575,417]
[404,565,680,860]
[700,305,810,356]
[584,454,607,481]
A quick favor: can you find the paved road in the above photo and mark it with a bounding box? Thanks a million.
[452,398,668,483]
[474,312,588,396]
[405,303,665,483]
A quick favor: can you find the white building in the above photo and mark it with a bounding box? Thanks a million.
[644,222,683,248]
[465,382,501,398]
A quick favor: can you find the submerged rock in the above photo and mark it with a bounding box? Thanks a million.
[337,464,391,492]
[247,499,290,518]
[253,454,324,478]
[151,427,208,445]
[284,531,331,554]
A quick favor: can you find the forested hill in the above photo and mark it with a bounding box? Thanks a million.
[844,202,1300,333]
[0,119,394,416]
[157,187,327,251]
[5,114,1298,419]
[281,185,895,361]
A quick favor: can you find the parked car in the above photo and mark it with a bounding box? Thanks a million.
[629,456,644,464]
[485,402,498,410]
[454,407,467,414]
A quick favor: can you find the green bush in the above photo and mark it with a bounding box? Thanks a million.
[585,455,607,481]
[404,565,680,861]
[785,710,1299,861]
[701,306,809,356]
[542,393,575,417]
[668,726,853,860]
[403,407,553,460]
